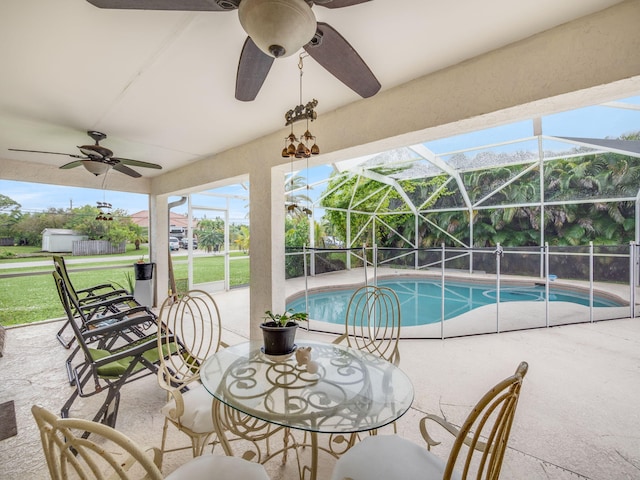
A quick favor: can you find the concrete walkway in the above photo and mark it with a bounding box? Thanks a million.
[1,286,639,479]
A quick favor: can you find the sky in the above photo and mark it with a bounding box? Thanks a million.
[0,165,334,224]
[1,96,638,222]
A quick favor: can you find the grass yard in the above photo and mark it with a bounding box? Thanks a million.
[0,244,150,261]
[172,254,250,287]
[0,252,249,326]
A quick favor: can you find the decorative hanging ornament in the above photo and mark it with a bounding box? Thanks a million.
[282,53,320,159]
[96,201,113,221]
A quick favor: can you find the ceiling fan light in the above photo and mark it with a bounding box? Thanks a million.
[238,0,316,58]
[311,143,320,155]
[81,160,110,176]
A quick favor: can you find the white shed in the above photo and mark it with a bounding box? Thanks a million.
[41,229,87,253]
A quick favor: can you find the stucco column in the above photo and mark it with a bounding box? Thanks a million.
[249,165,286,341]
[150,193,169,307]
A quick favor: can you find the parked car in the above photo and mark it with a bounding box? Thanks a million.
[169,236,180,251]
[180,237,198,249]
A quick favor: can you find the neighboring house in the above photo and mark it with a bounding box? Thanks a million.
[130,211,198,233]
[41,229,87,253]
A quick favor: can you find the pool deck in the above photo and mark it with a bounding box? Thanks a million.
[1,271,639,479]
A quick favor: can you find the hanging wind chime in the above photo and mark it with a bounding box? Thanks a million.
[283,53,318,216]
[96,201,113,221]
[95,167,114,221]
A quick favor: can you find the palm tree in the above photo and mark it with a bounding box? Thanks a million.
[128,223,145,250]
[234,225,250,253]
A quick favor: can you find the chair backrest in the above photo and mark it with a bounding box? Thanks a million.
[342,285,401,364]
[52,269,99,351]
[157,290,224,387]
[442,361,529,480]
[53,255,123,303]
[32,404,163,480]
[52,255,81,303]
[52,270,88,347]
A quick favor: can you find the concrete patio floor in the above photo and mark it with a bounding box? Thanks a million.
[1,285,639,479]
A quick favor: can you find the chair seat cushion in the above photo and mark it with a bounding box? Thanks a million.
[89,345,156,378]
[160,383,215,434]
[331,434,461,480]
[165,453,269,480]
[89,335,169,378]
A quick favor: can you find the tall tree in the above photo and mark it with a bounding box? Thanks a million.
[0,194,22,240]
[234,225,250,254]
[197,217,225,253]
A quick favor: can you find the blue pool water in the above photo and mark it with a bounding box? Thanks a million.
[286,279,624,327]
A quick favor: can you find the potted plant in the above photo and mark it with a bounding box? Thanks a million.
[260,309,308,356]
[133,256,153,281]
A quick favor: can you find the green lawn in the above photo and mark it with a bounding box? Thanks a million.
[0,251,249,326]
[0,244,149,261]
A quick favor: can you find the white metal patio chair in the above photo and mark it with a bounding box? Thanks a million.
[333,284,401,366]
[156,290,226,466]
[330,284,402,443]
[32,404,270,480]
[330,361,529,480]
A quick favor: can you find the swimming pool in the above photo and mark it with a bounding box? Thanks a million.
[286,278,624,327]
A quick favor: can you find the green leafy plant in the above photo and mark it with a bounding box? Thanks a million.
[0,250,16,260]
[263,309,308,327]
[110,271,135,294]
[122,271,134,293]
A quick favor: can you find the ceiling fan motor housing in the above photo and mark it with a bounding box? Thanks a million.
[238,0,316,58]
[78,144,113,160]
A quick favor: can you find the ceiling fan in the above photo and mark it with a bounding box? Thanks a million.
[9,131,163,178]
[85,0,381,101]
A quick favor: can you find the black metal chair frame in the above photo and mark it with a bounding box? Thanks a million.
[53,255,138,348]
[53,271,164,433]
[52,267,156,385]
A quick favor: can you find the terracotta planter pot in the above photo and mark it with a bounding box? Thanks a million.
[260,322,298,355]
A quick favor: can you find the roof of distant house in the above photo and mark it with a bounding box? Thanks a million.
[41,228,84,235]
[130,211,196,229]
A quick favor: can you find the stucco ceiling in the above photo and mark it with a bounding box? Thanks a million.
[0,0,628,191]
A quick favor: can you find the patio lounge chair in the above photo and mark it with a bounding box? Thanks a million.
[53,255,140,348]
[32,405,270,480]
[330,361,529,480]
[53,269,155,385]
[53,270,166,431]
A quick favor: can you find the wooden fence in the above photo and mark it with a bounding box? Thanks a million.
[72,240,126,256]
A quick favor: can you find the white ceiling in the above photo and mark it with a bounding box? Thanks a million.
[0,0,627,187]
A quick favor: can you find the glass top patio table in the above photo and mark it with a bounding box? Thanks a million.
[200,340,414,434]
